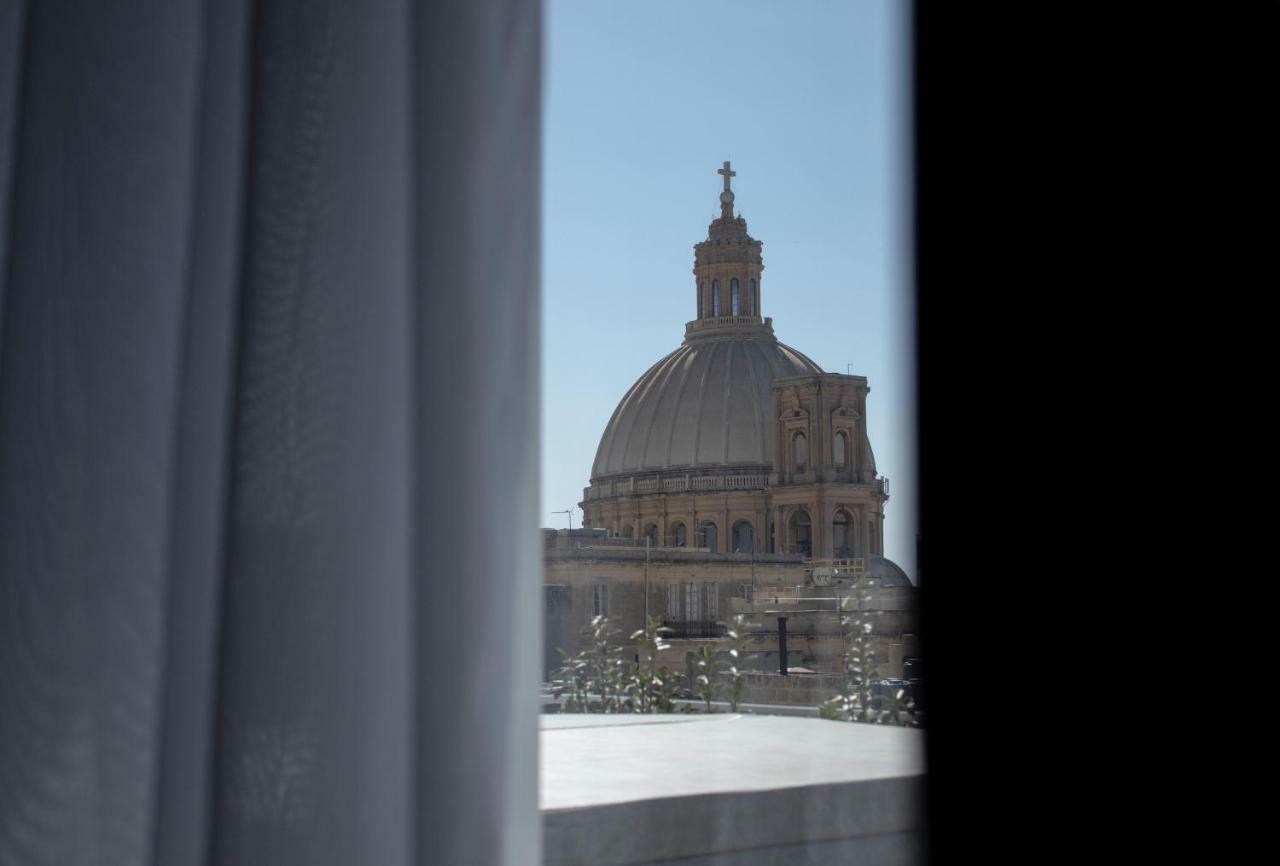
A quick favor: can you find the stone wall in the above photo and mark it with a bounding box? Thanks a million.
[542,538,806,674]
[737,672,847,707]
[542,532,918,684]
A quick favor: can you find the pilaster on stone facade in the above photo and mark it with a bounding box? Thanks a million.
[815,499,827,559]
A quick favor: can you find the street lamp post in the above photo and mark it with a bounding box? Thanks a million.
[644,535,650,636]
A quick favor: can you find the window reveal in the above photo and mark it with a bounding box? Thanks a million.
[592,582,610,618]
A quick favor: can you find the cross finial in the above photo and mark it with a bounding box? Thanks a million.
[718,160,736,192]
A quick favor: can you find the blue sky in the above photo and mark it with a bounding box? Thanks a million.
[541,0,916,579]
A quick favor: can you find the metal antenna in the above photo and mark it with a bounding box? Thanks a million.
[552,507,573,530]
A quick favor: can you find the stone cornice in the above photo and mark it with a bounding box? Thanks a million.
[683,316,773,341]
[544,546,805,566]
[772,371,869,388]
[583,469,889,504]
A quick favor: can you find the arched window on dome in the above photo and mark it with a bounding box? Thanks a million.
[670,522,687,547]
[711,280,721,317]
[621,524,634,539]
[867,518,877,555]
[730,278,740,315]
[833,430,848,469]
[792,432,807,473]
[748,278,756,315]
[788,510,812,558]
[697,282,704,319]
[697,521,718,553]
[644,523,659,546]
[769,522,776,553]
[832,509,853,559]
[732,520,753,553]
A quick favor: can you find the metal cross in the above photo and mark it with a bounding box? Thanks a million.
[718,160,736,192]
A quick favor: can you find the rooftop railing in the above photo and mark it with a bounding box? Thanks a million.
[585,472,769,500]
[586,473,891,501]
[658,620,727,640]
[683,315,772,336]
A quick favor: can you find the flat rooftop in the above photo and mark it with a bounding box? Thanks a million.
[541,714,926,865]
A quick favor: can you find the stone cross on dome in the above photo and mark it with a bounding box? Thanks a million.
[718,160,736,192]
[717,160,737,218]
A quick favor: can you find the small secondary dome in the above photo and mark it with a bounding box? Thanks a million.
[867,555,913,587]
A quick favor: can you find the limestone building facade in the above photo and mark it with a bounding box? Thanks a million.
[581,161,891,561]
[544,163,914,689]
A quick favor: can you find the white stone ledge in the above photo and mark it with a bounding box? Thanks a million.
[541,714,925,866]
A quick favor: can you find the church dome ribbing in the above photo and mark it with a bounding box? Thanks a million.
[581,162,891,569]
[590,322,822,478]
[591,162,823,482]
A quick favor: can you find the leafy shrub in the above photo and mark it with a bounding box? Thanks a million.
[722,614,754,712]
[694,644,721,713]
[819,577,919,727]
[550,616,678,714]
[629,616,677,713]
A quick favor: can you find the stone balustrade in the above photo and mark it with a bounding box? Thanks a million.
[585,472,770,500]
[682,315,773,337]
[583,472,891,502]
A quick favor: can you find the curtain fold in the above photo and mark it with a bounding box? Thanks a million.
[150,3,251,866]
[0,1,541,864]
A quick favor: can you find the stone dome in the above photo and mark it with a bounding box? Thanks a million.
[867,555,913,587]
[591,321,822,479]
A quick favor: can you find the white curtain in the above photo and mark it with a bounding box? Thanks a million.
[0,1,541,865]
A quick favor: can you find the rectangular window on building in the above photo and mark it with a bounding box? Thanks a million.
[666,583,680,619]
[705,582,718,621]
[685,582,699,623]
[546,585,572,612]
[592,582,609,618]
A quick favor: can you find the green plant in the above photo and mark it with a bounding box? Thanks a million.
[694,644,721,712]
[820,577,918,727]
[629,616,676,713]
[552,645,591,712]
[591,615,631,712]
[554,615,745,715]
[722,614,754,712]
[551,615,630,713]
